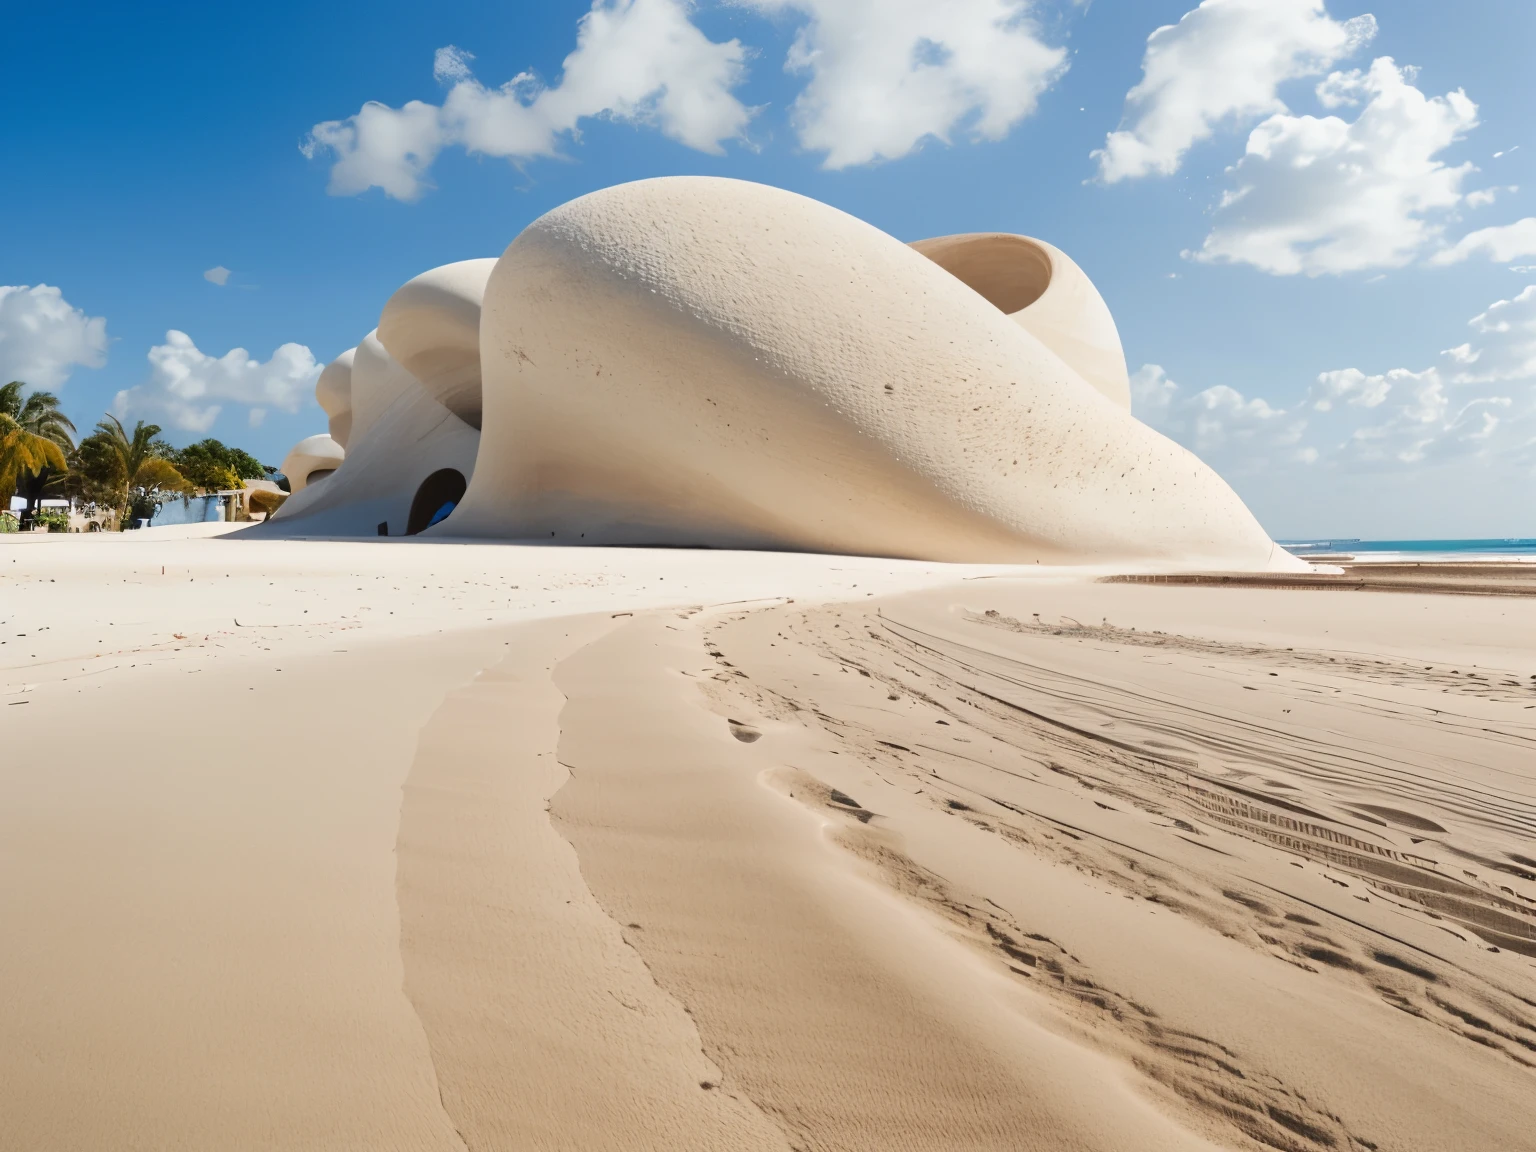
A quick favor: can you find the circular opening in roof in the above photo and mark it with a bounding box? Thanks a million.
[909,234,1052,315]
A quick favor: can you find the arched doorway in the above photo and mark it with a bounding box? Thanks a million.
[406,469,468,535]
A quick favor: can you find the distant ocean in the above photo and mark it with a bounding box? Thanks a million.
[1279,539,1536,559]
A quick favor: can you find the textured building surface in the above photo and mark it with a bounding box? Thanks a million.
[272,177,1297,569]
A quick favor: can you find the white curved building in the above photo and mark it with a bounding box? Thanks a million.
[314,349,355,449]
[273,332,478,537]
[272,177,1297,570]
[279,434,345,493]
[909,233,1131,410]
[377,259,497,429]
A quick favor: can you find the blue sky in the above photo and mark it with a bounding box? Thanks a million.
[4,0,1534,537]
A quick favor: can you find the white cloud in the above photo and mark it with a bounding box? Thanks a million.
[0,284,108,390]
[433,46,475,84]
[303,0,750,201]
[1132,364,1306,470]
[1319,290,1536,466]
[1129,361,1179,419]
[114,331,321,433]
[1456,284,1536,382]
[1326,368,1514,468]
[1462,184,1514,209]
[304,99,445,202]
[1188,383,1302,452]
[1305,366,1390,411]
[1430,217,1536,266]
[1134,284,1536,477]
[1191,58,1480,275]
[204,266,232,286]
[1095,0,1375,182]
[743,0,1066,169]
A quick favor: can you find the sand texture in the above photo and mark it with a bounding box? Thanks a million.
[452,177,1291,567]
[270,177,1296,568]
[909,232,1132,410]
[3,532,1534,1149]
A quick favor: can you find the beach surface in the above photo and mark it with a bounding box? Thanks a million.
[3,528,1534,1150]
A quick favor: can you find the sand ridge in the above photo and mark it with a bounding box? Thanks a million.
[5,532,1535,1149]
[548,609,1221,1151]
[396,612,789,1149]
[389,578,1536,1149]
[0,532,1018,1150]
[685,583,1536,1150]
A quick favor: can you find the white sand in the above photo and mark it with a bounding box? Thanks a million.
[3,528,1533,1149]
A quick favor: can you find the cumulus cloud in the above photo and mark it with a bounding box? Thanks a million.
[303,0,750,201]
[1134,284,1536,475]
[0,284,109,390]
[1312,289,1536,466]
[114,331,321,433]
[204,266,232,286]
[1462,185,1514,210]
[1455,285,1536,382]
[1430,217,1536,266]
[1305,365,1390,411]
[1322,368,1514,468]
[743,0,1066,168]
[1132,364,1306,470]
[1191,58,1480,275]
[1095,0,1375,183]
[305,100,445,202]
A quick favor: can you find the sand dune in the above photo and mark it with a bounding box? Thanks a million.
[3,533,1533,1149]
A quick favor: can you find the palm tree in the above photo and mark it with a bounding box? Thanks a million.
[1,382,77,522]
[0,413,68,520]
[1,382,77,451]
[94,415,190,527]
[95,414,163,484]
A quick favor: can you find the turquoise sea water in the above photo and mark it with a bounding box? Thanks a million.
[1279,539,1536,557]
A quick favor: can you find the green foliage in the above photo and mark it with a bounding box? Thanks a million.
[65,416,192,527]
[33,507,69,532]
[1,382,77,518]
[62,433,127,509]
[134,457,191,493]
[124,489,160,529]
[0,511,16,533]
[95,414,163,483]
[171,438,271,486]
[1,411,68,513]
[173,453,243,492]
[119,457,191,529]
[0,382,76,453]
[0,393,275,529]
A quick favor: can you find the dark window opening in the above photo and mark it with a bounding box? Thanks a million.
[406,469,468,535]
